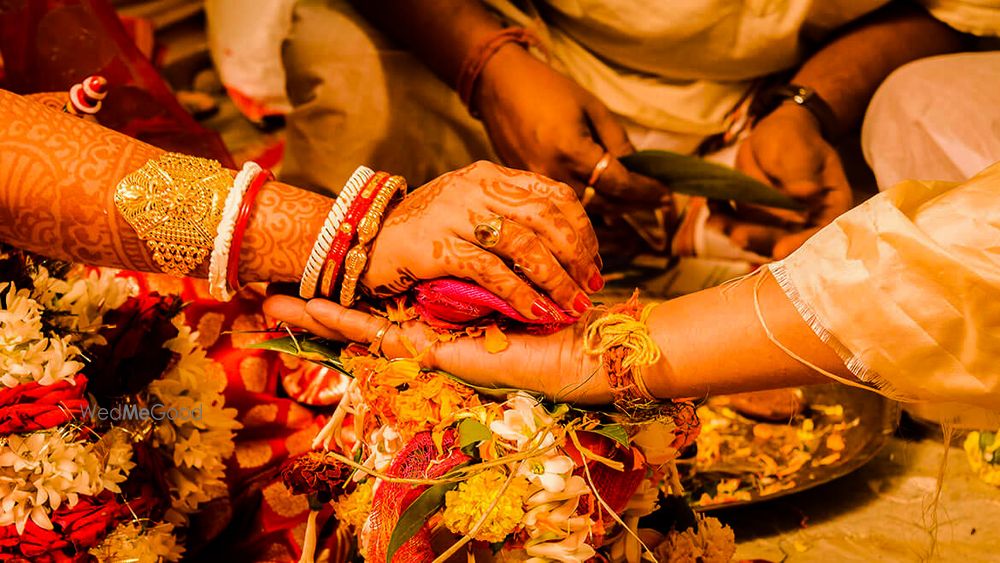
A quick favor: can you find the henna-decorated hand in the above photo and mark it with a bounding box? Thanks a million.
[262,295,610,404]
[363,161,604,319]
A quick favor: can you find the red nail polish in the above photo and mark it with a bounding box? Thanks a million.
[588,271,605,292]
[573,293,592,315]
[531,300,549,319]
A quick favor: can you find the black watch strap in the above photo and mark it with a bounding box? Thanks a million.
[752,84,840,142]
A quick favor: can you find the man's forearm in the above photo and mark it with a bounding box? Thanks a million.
[644,271,849,399]
[351,0,504,87]
[791,3,966,136]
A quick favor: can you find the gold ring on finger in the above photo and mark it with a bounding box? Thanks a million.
[586,151,613,190]
[473,214,505,248]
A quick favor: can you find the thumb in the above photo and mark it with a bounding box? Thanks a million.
[585,98,632,156]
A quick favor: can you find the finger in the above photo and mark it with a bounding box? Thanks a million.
[487,219,592,315]
[262,295,344,340]
[488,193,603,294]
[445,239,562,321]
[589,156,672,203]
[584,97,633,156]
[304,299,412,360]
[534,177,603,260]
[734,140,808,226]
[705,214,788,257]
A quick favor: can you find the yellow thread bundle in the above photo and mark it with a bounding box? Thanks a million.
[583,304,661,369]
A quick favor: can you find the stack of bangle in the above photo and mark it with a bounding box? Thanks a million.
[339,174,406,306]
[228,167,274,294]
[583,292,662,416]
[208,161,272,301]
[299,167,407,302]
[299,166,374,299]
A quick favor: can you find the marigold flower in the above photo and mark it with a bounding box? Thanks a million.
[281,451,351,502]
[333,480,374,530]
[443,469,529,543]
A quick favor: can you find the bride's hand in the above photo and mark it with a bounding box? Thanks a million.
[362,161,604,320]
[262,295,611,405]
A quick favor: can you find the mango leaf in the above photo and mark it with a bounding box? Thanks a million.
[620,149,805,211]
[249,336,349,375]
[435,370,530,400]
[386,482,458,563]
[458,419,491,451]
[588,424,630,448]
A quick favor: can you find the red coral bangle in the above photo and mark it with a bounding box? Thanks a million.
[455,27,544,116]
[227,168,274,291]
[316,172,390,298]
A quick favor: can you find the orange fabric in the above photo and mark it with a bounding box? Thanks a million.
[126,272,350,561]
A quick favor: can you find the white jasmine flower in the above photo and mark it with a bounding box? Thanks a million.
[490,392,555,449]
[519,454,575,493]
[90,521,185,562]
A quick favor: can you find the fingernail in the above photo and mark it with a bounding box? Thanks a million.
[531,300,549,319]
[588,271,605,292]
[594,253,604,270]
[573,293,592,315]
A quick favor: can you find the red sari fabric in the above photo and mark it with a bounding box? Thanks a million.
[127,273,348,561]
[0,0,233,166]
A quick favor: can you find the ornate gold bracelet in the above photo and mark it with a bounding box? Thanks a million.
[114,152,233,276]
[339,175,407,307]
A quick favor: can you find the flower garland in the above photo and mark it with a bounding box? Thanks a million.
[0,247,240,560]
[266,336,736,562]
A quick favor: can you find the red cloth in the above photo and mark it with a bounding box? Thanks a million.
[0,376,88,433]
[414,278,573,333]
[0,0,233,166]
[125,273,348,562]
[365,430,470,563]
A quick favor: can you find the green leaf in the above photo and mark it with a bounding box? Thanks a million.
[386,482,457,563]
[588,424,630,449]
[458,419,491,451]
[435,370,531,400]
[620,149,805,210]
[249,336,350,375]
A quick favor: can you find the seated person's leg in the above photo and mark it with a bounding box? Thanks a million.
[862,51,1000,188]
[280,0,494,194]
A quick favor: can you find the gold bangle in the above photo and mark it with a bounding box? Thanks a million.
[115,152,233,277]
[339,175,406,306]
[316,172,390,299]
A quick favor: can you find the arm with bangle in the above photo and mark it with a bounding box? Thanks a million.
[0,87,603,319]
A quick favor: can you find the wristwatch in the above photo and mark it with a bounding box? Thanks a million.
[752,84,840,142]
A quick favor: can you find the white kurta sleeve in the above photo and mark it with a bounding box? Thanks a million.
[769,161,1000,410]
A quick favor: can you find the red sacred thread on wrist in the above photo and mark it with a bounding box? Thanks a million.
[316,172,390,298]
[227,168,274,291]
[456,27,544,116]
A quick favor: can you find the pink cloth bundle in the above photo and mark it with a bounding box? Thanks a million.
[413,278,574,334]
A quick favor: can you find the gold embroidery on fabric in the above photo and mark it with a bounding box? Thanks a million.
[262,482,310,518]
[240,356,269,392]
[235,440,273,469]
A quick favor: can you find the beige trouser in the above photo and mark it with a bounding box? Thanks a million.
[280,0,494,194]
[860,51,1000,429]
[862,51,1000,187]
[282,2,1000,201]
